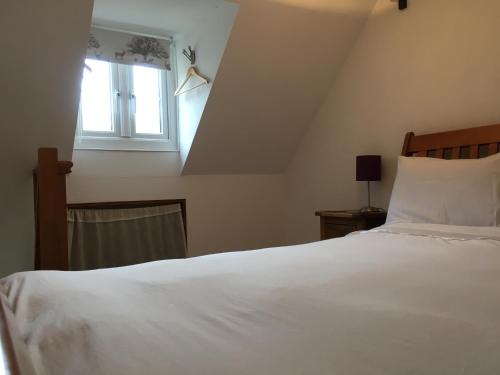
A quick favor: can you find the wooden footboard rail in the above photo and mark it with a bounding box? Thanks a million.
[34,148,73,271]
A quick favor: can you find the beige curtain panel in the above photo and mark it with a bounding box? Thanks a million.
[68,204,186,271]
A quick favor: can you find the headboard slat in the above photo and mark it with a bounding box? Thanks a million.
[488,143,498,156]
[470,144,479,159]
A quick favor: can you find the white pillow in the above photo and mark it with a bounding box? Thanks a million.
[387,154,500,226]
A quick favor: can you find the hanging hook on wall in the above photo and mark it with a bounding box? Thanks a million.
[391,0,407,10]
[182,46,196,65]
[175,46,209,96]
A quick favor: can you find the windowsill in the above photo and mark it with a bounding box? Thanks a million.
[74,136,179,152]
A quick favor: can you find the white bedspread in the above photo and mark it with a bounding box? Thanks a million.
[2,223,500,375]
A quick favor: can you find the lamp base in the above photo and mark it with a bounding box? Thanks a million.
[359,206,385,213]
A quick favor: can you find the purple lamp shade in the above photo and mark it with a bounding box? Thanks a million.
[356,155,381,182]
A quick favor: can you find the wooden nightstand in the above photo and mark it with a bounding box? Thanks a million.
[315,210,387,240]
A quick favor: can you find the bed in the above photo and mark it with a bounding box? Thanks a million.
[1,124,500,375]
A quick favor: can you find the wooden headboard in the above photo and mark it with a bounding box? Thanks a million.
[402,123,500,159]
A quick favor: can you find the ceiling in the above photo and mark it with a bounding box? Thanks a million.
[183,0,377,174]
[92,0,233,36]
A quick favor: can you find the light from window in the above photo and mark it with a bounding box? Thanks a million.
[80,59,115,133]
[133,66,162,135]
[75,58,177,152]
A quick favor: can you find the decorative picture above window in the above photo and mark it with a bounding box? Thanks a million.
[75,27,177,152]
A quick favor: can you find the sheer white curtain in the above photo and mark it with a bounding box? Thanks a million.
[68,204,186,271]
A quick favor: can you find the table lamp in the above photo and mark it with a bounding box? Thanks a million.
[356,155,383,213]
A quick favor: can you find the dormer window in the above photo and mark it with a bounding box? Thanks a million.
[74,27,177,152]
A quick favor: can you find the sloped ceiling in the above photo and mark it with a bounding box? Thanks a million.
[0,0,93,276]
[182,0,377,174]
[90,0,376,175]
[92,0,235,36]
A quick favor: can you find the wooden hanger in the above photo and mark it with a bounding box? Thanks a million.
[175,46,209,96]
[174,65,209,96]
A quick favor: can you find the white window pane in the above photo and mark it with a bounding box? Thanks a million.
[133,66,162,135]
[81,59,114,132]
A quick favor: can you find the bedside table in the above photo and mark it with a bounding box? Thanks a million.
[315,210,387,240]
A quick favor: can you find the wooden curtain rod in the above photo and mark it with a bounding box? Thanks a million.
[67,200,188,243]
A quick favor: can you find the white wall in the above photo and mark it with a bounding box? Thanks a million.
[175,2,239,166]
[183,0,376,174]
[68,151,286,257]
[285,0,500,245]
[0,0,93,277]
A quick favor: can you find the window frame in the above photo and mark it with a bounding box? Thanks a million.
[74,59,178,152]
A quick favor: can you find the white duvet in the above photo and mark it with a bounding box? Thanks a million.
[2,223,500,375]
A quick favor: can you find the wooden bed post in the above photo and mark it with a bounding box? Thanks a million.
[34,148,73,271]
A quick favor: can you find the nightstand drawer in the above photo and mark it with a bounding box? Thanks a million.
[323,223,358,239]
[316,210,387,240]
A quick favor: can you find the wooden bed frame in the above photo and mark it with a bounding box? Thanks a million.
[1,123,500,374]
[402,123,500,158]
[33,148,73,271]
